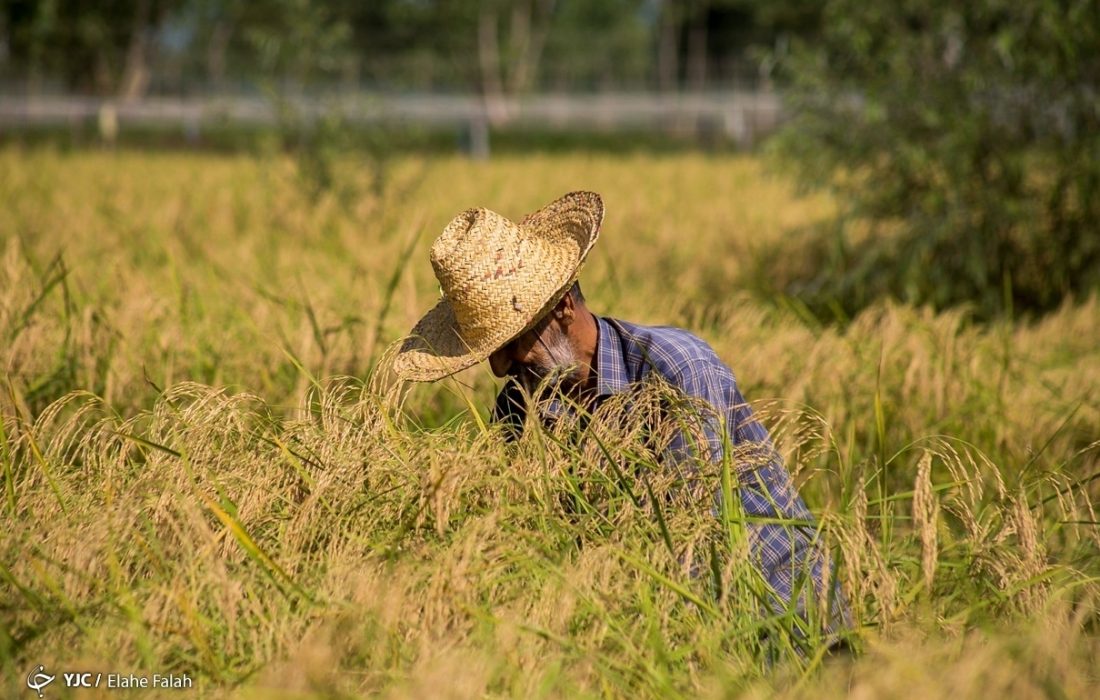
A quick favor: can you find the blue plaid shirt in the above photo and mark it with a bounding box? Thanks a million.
[493,316,849,638]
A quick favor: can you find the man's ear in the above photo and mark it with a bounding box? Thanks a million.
[553,292,576,325]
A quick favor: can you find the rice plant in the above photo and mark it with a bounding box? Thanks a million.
[1,149,1097,698]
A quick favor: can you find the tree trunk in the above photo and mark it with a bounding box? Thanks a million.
[506,0,557,95]
[686,6,707,92]
[478,8,509,125]
[508,2,531,92]
[0,15,8,72]
[118,0,153,101]
[206,20,232,92]
[657,0,680,93]
[94,51,114,95]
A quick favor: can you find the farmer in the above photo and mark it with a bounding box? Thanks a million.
[391,191,849,645]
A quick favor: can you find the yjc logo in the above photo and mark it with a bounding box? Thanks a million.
[25,665,55,698]
[63,672,96,687]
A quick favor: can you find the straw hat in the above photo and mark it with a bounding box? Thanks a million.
[392,191,604,382]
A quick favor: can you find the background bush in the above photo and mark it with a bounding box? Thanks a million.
[766,0,1100,321]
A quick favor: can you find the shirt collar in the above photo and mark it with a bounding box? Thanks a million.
[595,316,630,396]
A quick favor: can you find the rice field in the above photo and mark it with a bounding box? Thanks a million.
[1,147,1098,698]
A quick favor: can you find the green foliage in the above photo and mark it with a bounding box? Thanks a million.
[1,0,809,94]
[1,0,184,94]
[240,0,352,82]
[263,95,383,207]
[768,0,1100,320]
[540,0,651,89]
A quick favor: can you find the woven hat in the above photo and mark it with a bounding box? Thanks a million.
[392,191,603,382]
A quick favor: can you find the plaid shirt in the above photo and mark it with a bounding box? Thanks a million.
[493,315,849,638]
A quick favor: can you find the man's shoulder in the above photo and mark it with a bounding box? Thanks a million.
[604,317,726,377]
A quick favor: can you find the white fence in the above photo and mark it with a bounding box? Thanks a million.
[0,92,783,150]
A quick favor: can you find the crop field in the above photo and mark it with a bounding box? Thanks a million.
[1,147,1098,698]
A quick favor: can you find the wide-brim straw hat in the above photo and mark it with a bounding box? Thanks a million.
[392,191,603,382]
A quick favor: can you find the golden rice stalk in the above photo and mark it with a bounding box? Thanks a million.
[913,451,939,592]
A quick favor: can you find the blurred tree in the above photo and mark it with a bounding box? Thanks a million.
[769,0,1100,319]
[340,1,477,90]
[541,0,649,90]
[710,0,824,87]
[653,0,812,92]
[3,0,182,97]
[180,0,248,91]
[239,0,351,90]
[656,0,680,92]
[475,0,559,122]
[0,0,833,94]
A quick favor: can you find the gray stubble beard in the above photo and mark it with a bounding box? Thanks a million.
[516,325,583,396]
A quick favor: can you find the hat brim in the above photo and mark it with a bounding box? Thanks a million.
[392,191,603,382]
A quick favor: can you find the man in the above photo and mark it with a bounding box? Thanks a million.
[392,191,849,647]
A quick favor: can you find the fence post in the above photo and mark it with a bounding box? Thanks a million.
[464,112,490,160]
